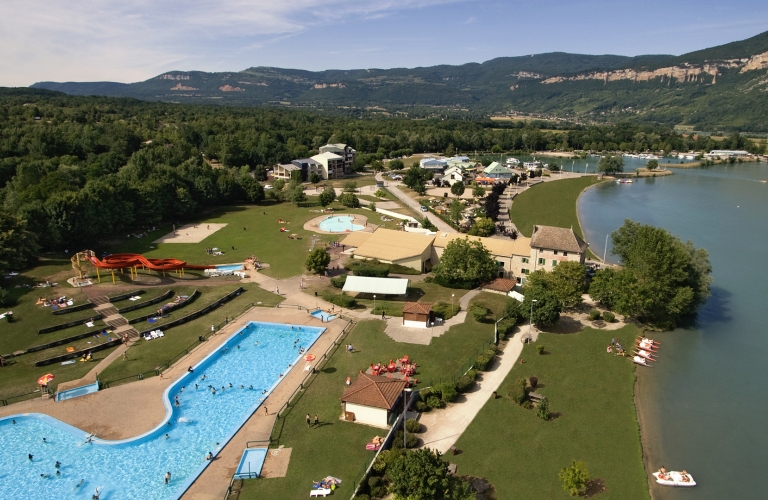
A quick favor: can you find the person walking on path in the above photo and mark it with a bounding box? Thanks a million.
[306,414,311,428]
[313,414,319,427]
[381,311,385,320]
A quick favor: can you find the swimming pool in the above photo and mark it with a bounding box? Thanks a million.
[215,263,244,272]
[311,310,336,322]
[0,321,324,500]
[318,215,364,233]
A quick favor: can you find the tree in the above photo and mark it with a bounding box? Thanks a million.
[374,189,388,198]
[491,144,502,154]
[472,184,485,198]
[559,461,590,496]
[526,261,586,309]
[646,159,659,170]
[309,172,321,185]
[404,165,425,190]
[0,211,39,276]
[468,217,495,237]
[450,181,465,197]
[484,192,501,221]
[338,192,360,208]
[387,448,474,500]
[343,180,357,193]
[608,219,712,328]
[522,284,562,325]
[318,185,336,207]
[503,298,522,324]
[597,154,624,175]
[305,248,331,274]
[388,159,403,170]
[290,170,303,183]
[588,268,617,309]
[413,183,427,196]
[433,237,498,289]
[289,185,307,204]
[253,165,268,181]
[421,217,437,231]
[449,198,463,225]
[444,143,455,158]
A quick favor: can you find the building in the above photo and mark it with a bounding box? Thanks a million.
[420,157,449,171]
[441,166,465,186]
[311,151,345,179]
[341,373,407,428]
[706,150,750,159]
[319,143,356,175]
[342,276,410,296]
[431,232,532,283]
[341,228,435,272]
[483,162,514,179]
[529,225,589,270]
[273,158,322,181]
[481,278,517,295]
[402,302,433,329]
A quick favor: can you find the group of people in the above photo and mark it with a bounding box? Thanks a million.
[36,295,69,307]
[204,247,223,256]
[606,338,626,356]
[305,413,321,428]
[657,466,691,483]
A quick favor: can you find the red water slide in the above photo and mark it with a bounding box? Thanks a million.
[86,253,214,271]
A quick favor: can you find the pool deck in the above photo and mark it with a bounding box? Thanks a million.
[0,306,348,500]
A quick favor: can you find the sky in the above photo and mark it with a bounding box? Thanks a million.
[1,0,767,87]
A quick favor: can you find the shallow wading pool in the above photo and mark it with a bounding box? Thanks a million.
[318,215,364,233]
[0,321,324,500]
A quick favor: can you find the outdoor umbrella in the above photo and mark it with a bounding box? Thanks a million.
[37,373,55,385]
[304,354,317,362]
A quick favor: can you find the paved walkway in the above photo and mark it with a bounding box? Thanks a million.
[375,172,455,233]
[417,327,527,454]
[380,290,480,344]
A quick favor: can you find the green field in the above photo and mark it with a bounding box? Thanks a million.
[239,294,508,499]
[450,325,649,500]
[509,176,601,239]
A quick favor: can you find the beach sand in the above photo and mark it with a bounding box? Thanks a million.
[154,223,227,244]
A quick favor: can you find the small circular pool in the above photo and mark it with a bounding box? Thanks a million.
[318,215,364,233]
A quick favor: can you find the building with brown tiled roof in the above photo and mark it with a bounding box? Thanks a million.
[402,302,433,328]
[530,225,589,270]
[481,278,517,295]
[341,373,407,428]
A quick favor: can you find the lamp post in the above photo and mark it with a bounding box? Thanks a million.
[494,315,507,344]
[529,299,538,337]
[403,388,412,448]
[373,295,376,315]
[451,294,455,316]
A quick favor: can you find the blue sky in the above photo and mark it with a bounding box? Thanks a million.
[2,0,767,86]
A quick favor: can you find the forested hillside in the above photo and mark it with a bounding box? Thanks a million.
[0,90,760,267]
[30,31,768,131]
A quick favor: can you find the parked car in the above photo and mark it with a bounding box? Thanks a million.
[264,184,273,190]
[420,206,428,212]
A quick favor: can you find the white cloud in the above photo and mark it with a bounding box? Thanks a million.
[0,0,468,86]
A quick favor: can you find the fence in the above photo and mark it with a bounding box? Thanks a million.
[0,388,50,407]
[268,318,356,444]
[100,300,256,389]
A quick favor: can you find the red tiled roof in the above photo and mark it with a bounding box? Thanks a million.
[483,278,516,293]
[402,302,432,314]
[340,373,407,410]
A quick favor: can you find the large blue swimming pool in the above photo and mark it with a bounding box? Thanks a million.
[0,322,324,500]
[318,215,364,233]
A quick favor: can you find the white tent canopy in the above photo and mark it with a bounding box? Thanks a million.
[342,276,410,295]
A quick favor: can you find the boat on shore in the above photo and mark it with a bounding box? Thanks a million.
[633,355,652,367]
[633,349,656,361]
[653,470,696,487]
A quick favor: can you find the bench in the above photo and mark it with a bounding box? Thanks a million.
[528,392,544,402]
[310,489,331,497]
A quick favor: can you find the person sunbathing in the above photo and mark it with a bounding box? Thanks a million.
[606,345,613,353]
[680,470,690,482]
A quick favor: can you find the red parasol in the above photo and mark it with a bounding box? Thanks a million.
[37,373,55,385]
[304,354,316,362]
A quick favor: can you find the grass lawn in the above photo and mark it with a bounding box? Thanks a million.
[321,174,377,189]
[450,324,649,500]
[509,176,601,239]
[100,203,384,279]
[98,283,282,384]
[239,313,499,500]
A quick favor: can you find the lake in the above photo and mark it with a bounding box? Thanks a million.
[577,163,768,499]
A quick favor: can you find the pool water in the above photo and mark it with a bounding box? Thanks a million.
[318,215,364,233]
[311,310,336,322]
[0,322,324,500]
[215,263,244,272]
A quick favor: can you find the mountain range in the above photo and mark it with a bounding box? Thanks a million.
[31,31,768,131]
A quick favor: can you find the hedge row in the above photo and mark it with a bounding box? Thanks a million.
[136,287,244,337]
[35,338,122,367]
[117,290,174,313]
[108,289,146,303]
[128,290,200,325]
[50,302,95,316]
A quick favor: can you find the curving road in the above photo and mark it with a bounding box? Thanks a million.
[375,172,456,233]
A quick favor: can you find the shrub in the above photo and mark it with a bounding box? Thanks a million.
[354,494,371,500]
[321,291,356,308]
[507,377,527,405]
[338,192,360,208]
[415,401,430,412]
[405,418,422,433]
[388,264,421,275]
[537,396,551,420]
[418,387,432,400]
[470,304,490,322]
[529,376,538,389]
[392,430,419,449]
[374,189,388,198]
[537,345,545,355]
[455,375,475,393]
[426,395,444,409]
[305,248,331,274]
[431,301,460,321]
[588,309,602,321]
[602,311,615,322]
[423,276,434,283]
[0,288,10,307]
[559,460,590,496]
[473,353,492,371]
[521,400,534,410]
[434,382,458,403]
[466,369,478,381]
[330,274,348,288]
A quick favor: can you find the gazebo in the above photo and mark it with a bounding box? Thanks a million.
[402,302,433,329]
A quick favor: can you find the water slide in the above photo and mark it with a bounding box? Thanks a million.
[84,252,214,271]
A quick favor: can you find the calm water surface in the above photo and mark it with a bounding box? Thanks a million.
[578,164,768,499]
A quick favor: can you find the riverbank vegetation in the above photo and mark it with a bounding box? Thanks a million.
[590,220,712,330]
